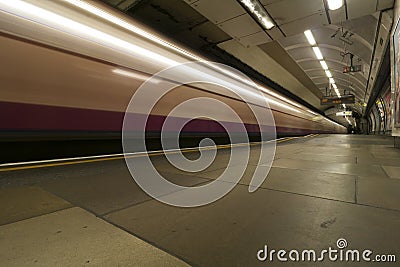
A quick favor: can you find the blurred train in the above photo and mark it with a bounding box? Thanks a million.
[0,0,346,151]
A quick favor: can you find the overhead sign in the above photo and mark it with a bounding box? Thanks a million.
[343,65,362,73]
[321,94,355,105]
[336,111,353,116]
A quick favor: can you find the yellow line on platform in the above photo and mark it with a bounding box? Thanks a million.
[0,134,319,172]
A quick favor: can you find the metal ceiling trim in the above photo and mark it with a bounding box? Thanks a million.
[322,0,332,24]
[363,11,382,104]
[344,0,349,20]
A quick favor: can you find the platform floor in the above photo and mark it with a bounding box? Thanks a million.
[1,134,399,266]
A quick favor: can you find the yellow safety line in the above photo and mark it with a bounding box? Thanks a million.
[0,134,319,172]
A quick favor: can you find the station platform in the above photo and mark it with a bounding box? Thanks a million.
[0,134,399,266]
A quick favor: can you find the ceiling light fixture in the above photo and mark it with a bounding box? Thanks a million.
[239,0,275,30]
[312,47,324,60]
[327,0,344,10]
[320,60,329,70]
[304,28,341,102]
[304,30,316,45]
[325,70,332,78]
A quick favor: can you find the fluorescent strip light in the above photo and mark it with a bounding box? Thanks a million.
[260,17,275,30]
[329,78,335,84]
[325,70,332,78]
[327,0,344,10]
[332,83,338,89]
[320,61,328,70]
[304,30,316,45]
[312,47,323,60]
[239,0,275,30]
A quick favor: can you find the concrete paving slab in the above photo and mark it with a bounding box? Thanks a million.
[382,166,400,179]
[277,153,357,164]
[193,165,356,203]
[264,168,356,202]
[357,176,400,211]
[295,149,370,157]
[105,185,400,267]
[41,168,209,216]
[2,134,400,266]
[0,186,72,225]
[272,158,388,177]
[357,157,400,166]
[39,171,150,216]
[0,207,189,266]
[372,151,400,159]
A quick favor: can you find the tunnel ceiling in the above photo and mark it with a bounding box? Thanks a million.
[100,0,395,124]
[278,11,393,116]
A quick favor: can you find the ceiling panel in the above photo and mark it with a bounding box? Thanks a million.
[328,5,347,24]
[340,15,378,45]
[264,0,325,26]
[347,0,378,20]
[104,0,124,5]
[191,21,231,43]
[298,60,324,70]
[259,0,282,5]
[237,31,272,47]
[279,13,328,36]
[266,27,285,39]
[187,0,245,24]
[287,46,315,60]
[377,0,395,9]
[306,69,326,77]
[217,13,261,38]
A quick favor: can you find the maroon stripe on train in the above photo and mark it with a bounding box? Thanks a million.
[0,101,327,134]
[1,101,262,132]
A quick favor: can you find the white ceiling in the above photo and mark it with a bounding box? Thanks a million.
[279,11,393,115]
[183,0,394,117]
[102,0,395,123]
[184,0,394,45]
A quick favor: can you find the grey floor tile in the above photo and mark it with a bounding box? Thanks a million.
[0,207,188,267]
[263,167,356,202]
[382,166,400,179]
[2,134,400,266]
[277,153,357,164]
[357,176,400,211]
[356,157,400,166]
[372,151,400,159]
[273,158,387,177]
[105,185,400,267]
[40,167,208,216]
[0,186,72,225]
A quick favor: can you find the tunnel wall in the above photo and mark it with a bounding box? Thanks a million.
[391,0,400,146]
